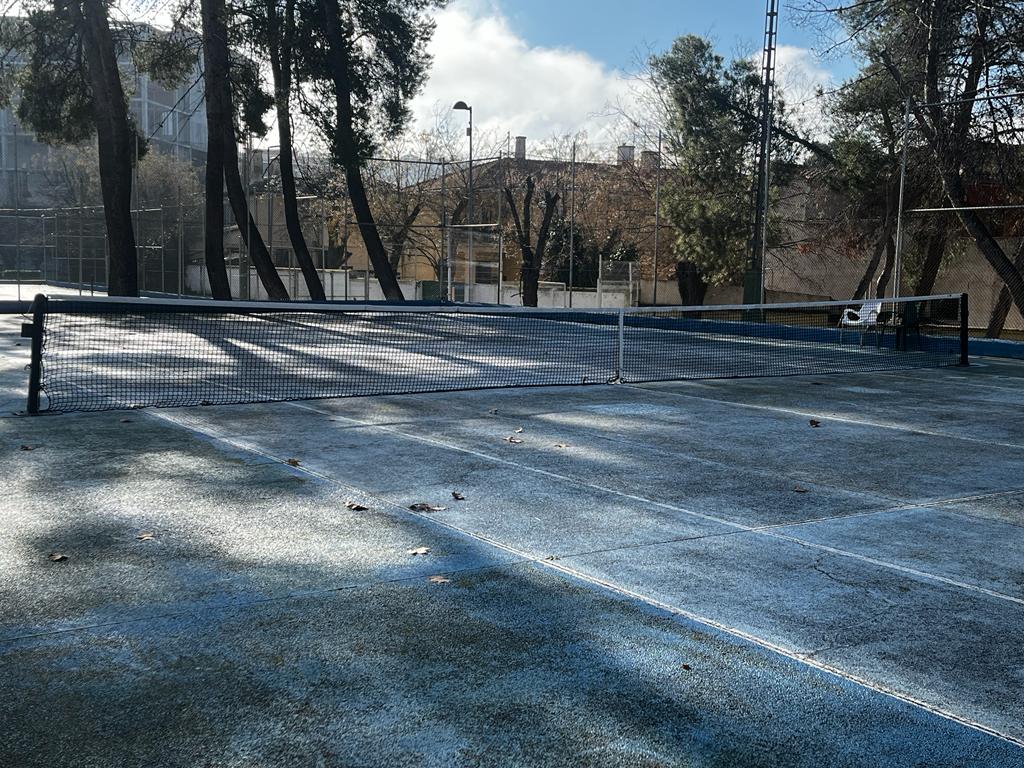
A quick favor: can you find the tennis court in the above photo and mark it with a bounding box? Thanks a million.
[2,286,1023,766]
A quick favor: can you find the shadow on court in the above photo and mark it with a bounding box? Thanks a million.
[1,302,1023,767]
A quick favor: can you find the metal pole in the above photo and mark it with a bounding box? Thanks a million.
[160,204,166,293]
[440,157,447,300]
[467,107,473,300]
[13,113,21,300]
[267,148,276,300]
[497,157,504,305]
[319,195,326,295]
[892,96,912,305]
[653,130,662,306]
[616,308,625,381]
[177,188,184,297]
[22,293,46,414]
[568,141,575,308]
[78,205,84,296]
[959,293,969,365]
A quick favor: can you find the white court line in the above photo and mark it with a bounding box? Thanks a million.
[623,383,1024,451]
[147,405,1024,749]
[159,398,1024,611]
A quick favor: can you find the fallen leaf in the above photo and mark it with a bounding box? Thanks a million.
[345,501,369,511]
[514,427,524,433]
[407,546,430,556]
[48,552,67,562]
[681,664,692,671]
[808,419,821,428]
[543,555,560,561]
[136,531,156,541]
[409,503,446,512]
[451,491,466,501]
[285,458,301,467]
[792,487,810,494]
[428,575,451,585]
[19,444,35,451]
[554,443,568,449]
[505,436,523,444]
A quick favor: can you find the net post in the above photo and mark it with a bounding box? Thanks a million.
[959,293,969,366]
[616,309,625,381]
[21,293,47,414]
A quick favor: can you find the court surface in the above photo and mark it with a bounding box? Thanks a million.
[2,294,1023,767]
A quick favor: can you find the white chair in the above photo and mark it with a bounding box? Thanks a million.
[839,300,889,346]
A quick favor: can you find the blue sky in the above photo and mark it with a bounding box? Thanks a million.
[408,0,856,147]
[502,0,846,72]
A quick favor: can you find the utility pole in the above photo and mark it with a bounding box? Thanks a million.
[744,0,779,305]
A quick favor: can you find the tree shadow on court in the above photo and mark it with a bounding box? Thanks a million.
[1,413,1019,768]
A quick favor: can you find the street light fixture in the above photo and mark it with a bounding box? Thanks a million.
[453,101,473,300]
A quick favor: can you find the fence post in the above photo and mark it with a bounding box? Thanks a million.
[21,293,47,414]
[959,293,969,366]
[616,308,625,382]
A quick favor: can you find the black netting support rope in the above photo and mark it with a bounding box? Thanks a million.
[25,293,967,413]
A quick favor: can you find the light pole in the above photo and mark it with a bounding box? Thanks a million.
[453,100,472,300]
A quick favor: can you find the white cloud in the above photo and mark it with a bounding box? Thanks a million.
[409,1,634,149]
[773,45,834,135]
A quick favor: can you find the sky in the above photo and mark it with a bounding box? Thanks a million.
[407,0,858,149]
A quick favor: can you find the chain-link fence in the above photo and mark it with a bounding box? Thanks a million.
[3,135,1022,338]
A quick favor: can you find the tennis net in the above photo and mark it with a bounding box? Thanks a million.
[17,293,968,413]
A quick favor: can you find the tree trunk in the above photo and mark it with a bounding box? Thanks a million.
[78,0,137,296]
[912,227,948,296]
[986,237,1024,338]
[675,261,707,305]
[269,0,324,300]
[318,0,404,301]
[388,203,423,272]
[874,232,896,299]
[938,167,1024,320]
[200,0,232,299]
[853,233,885,301]
[222,126,289,300]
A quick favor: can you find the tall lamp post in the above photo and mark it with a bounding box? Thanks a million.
[453,100,473,301]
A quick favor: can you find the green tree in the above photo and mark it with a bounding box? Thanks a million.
[295,0,443,301]
[544,220,639,289]
[651,35,801,294]
[201,0,288,300]
[805,0,1024,324]
[0,1,160,295]
[244,0,325,299]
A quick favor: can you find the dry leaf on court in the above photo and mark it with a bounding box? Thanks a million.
[808,419,821,428]
[48,552,67,562]
[505,436,523,444]
[681,664,692,671]
[792,487,810,494]
[409,503,446,512]
[543,555,560,561]
[407,546,430,556]
[345,501,369,511]
[285,458,301,467]
[554,443,568,449]
[451,491,466,501]
[136,531,156,541]
[428,575,451,585]
[19,444,35,451]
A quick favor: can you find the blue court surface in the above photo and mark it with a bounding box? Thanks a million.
[2,293,1023,767]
